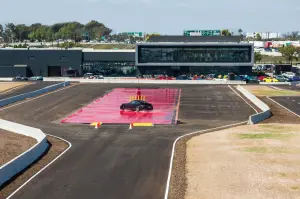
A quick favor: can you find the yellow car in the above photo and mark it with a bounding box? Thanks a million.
[263,77,279,82]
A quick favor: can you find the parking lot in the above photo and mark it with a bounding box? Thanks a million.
[0,83,254,199]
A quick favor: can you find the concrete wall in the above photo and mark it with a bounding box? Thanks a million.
[0,81,70,107]
[0,120,48,186]
[237,85,271,124]
[83,51,135,62]
[0,66,27,77]
[80,79,246,84]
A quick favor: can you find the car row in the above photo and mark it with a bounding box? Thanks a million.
[14,76,43,81]
[83,73,104,79]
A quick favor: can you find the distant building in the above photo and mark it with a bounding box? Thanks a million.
[246,32,280,39]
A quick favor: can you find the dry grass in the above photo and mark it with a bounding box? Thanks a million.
[0,82,30,93]
[185,124,300,199]
[0,129,37,166]
[242,85,300,96]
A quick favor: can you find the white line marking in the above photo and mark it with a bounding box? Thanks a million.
[5,134,72,199]
[266,96,300,118]
[0,85,76,111]
[269,85,284,90]
[164,121,248,199]
[227,85,259,114]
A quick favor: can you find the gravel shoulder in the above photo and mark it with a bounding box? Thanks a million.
[185,124,300,199]
[0,136,69,198]
[0,129,36,166]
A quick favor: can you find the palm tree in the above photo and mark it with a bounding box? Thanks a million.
[238,29,243,35]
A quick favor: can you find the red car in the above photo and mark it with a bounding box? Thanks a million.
[157,75,173,80]
[257,76,267,81]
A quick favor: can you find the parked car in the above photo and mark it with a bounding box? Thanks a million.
[287,76,300,82]
[282,72,295,79]
[94,75,104,79]
[14,76,28,81]
[274,75,288,82]
[257,76,268,82]
[244,76,259,83]
[263,77,279,82]
[30,76,43,81]
[176,75,192,80]
[157,75,173,80]
[83,73,94,79]
[120,100,153,112]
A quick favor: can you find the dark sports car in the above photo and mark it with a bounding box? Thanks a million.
[120,100,153,112]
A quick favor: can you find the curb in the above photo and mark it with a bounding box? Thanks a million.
[237,85,271,124]
[0,120,49,187]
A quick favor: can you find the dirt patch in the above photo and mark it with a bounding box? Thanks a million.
[0,136,69,198]
[185,124,300,199]
[167,122,247,199]
[0,82,30,93]
[0,130,37,166]
[243,85,300,96]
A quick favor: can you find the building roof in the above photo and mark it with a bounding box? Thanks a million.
[147,35,242,43]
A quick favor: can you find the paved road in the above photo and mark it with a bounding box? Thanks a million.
[271,96,300,116]
[0,84,255,199]
[273,84,300,91]
[0,82,57,100]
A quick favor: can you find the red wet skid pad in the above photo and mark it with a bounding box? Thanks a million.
[61,88,180,124]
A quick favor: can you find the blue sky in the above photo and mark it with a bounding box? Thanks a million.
[1,0,300,34]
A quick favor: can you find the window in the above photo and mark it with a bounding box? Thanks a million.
[28,56,35,60]
[138,46,252,63]
[60,56,68,61]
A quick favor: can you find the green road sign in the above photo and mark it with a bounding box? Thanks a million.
[183,30,221,36]
[126,32,143,37]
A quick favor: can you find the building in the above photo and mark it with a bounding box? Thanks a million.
[0,35,254,77]
[148,35,242,43]
[246,32,280,39]
[136,43,254,76]
[0,48,135,77]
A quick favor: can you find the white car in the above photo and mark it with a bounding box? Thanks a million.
[282,72,295,79]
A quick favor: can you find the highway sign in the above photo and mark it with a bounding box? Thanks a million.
[184,30,221,36]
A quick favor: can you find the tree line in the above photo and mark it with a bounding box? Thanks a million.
[255,45,300,64]
[0,20,112,43]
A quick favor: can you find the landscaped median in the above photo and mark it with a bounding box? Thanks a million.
[185,124,300,199]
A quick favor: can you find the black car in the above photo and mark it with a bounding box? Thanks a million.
[120,100,153,112]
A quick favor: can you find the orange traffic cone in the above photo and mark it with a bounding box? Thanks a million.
[129,123,133,129]
[95,122,102,129]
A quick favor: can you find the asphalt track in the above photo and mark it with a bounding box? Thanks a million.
[271,96,300,116]
[0,84,255,199]
[0,82,56,100]
[274,84,300,91]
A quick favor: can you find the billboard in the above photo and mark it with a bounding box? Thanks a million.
[184,30,221,36]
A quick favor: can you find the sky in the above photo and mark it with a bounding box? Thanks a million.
[1,0,300,34]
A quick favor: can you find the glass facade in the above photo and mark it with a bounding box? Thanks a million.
[138,45,252,63]
[83,61,137,76]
